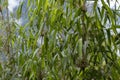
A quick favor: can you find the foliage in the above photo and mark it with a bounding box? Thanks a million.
[0,0,120,80]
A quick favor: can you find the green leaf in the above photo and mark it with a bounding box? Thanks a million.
[16,2,24,19]
[78,38,82,56]
[106,29,111,45]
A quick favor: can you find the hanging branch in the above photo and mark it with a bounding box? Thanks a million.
[81,1,87,58]
[80,0,88,71]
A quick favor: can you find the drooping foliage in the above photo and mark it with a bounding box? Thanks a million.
[0,0,120,79]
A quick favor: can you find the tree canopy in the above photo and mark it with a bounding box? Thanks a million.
[0,0,120,79]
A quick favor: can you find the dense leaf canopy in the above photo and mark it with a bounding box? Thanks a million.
[0,0,120,79]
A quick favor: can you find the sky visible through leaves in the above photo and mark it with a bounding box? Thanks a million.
[8,0,120,31]
[8,0,120,55]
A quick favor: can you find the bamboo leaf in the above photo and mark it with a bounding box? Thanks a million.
[16,2,24,19]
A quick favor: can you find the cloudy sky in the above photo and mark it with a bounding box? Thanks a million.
[8,0,20,12]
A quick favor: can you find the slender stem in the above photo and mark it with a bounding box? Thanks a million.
[6,2,10,54]
[81,1,87,58]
